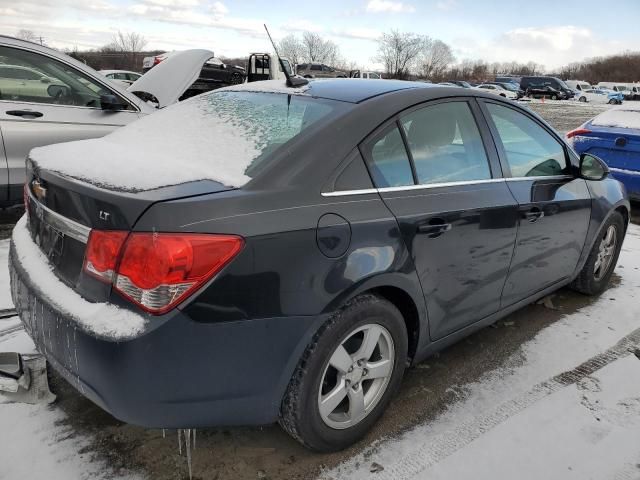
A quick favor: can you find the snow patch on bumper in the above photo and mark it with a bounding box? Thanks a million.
[10,216,146,339]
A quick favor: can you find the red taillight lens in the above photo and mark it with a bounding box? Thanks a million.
[84,231,128,282]
[566,128,591,139]
[83,232,244,315]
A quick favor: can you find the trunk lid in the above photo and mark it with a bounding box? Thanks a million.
[128,49,215,108]
[24,164,231,299]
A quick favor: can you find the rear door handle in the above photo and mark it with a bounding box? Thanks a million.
[524,207,544,223]
[6,110,43,118]
[417,222,452,237]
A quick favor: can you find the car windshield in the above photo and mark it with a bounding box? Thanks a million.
[616,85,629,91]
[501,83,518,91]
[557,79,570,89]
[458,81,471,88]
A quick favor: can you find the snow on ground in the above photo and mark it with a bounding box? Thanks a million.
[2,225,640,479]
[325,224,640,480]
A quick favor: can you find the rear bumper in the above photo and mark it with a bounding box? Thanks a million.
[9,237,324,428]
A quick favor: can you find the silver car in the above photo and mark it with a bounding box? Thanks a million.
[0,36,214,207]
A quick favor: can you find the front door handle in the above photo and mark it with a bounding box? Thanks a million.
[524,207,544,223]
[6,110,43,118]
[417,221,452,237]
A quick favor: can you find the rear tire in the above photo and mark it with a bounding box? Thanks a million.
[279,294,408,452]
[608,99,616,104]
[579,96,587,102]
[571,212,624,296]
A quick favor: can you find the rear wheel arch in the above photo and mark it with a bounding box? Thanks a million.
[615,205,629,232]
[366,286,420,362]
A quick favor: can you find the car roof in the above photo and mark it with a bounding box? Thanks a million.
[296,78,437,103]
[99,69,140,74]
[223,78,488,104]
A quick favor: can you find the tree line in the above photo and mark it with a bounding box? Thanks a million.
[559,52,640,83]
[16,28,640,83]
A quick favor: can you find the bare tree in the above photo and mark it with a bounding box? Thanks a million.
[16,29,39,43]
[421,39,455,80]
[278,34,305,66]
[376,30,425,79]
[110,30,147,53]
[301,32,339,65]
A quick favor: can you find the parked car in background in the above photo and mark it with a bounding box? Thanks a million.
[567,104,640,199]
[488,81,524,99]
[475,83,518,99]
[520,76,574,99]
[628,84,640,100]
[566,80,593,92]
[142,53,245,96]
[99,69,142,87]
[573,88,624,104]
[524,85,567,100]
[447,80,472,88]
[438,81,457,87]
[597,82,633,99]
[12,79,629,453]
[495,75,521,85]
[0,36,217,207]
[350,71,382,79]
[296,63,347,78]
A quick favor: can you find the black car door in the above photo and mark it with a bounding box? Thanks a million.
[361,99,519,341]
[478,100,591,307]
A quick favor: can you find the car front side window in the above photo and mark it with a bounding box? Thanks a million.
[485,103,569,178]
[0,46,133,110]
[400,101,492,185]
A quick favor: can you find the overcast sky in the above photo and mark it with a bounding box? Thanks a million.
[1,0,637,70]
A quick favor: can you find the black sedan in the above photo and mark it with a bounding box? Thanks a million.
[10,79,629,452]
[525,85,567,100]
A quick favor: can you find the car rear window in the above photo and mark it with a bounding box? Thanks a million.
[31,90,347,192]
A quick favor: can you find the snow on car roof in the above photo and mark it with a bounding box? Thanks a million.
[220,79,311,95]
[591,103,640,130]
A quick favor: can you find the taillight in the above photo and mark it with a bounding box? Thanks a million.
[566,128,591,139]
[83,232,243,315]
[84,231,128,282]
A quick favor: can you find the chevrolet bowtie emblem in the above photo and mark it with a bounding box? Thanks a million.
[32,179,47,201]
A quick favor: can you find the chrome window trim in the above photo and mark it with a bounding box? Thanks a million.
[321,178,505,197]
[506,175,574,182]
[27,188,91,243]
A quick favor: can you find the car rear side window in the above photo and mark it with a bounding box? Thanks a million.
[363,125,414,188]
[485,103,569,178]
[400,102,492,185]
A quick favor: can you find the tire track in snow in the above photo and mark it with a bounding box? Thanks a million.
[371,327,640,480]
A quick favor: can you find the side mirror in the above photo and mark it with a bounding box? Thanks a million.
[47,84,69,98]
[579,153,609,181]
[40,76,51,84]
[100,94,126,111]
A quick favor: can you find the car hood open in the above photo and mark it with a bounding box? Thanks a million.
[127,49,215,108]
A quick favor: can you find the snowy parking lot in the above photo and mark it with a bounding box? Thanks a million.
[1,101,639,480]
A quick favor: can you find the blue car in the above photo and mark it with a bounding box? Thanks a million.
[567,106,640,199]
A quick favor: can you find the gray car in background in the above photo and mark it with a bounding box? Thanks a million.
[0,36,214,207]
[296,62,347,78]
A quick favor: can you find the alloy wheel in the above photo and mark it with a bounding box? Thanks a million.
[318,324,395,429]
[594,225,617,281]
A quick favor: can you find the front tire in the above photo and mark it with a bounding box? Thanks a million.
[579,96,587,102]
[279,294,408,452]
[571,212,624,295]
